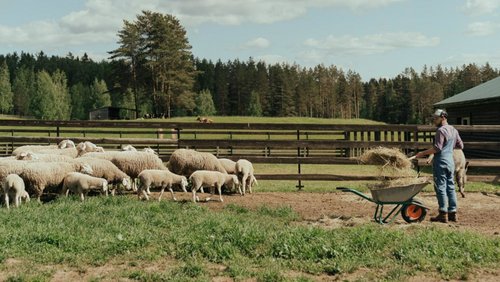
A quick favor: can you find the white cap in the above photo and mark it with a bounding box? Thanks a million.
[433,109,447,118]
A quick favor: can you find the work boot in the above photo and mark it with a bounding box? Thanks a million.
[430,211,448,223]
[448,212,458,222]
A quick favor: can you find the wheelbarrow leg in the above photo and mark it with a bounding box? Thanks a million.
[382,204,403,224]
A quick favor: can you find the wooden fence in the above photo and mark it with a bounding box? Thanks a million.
[1,120,499,187]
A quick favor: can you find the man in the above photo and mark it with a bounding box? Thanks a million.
[415,109,464,223]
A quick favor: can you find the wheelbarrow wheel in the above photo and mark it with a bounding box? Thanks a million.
[402,204,427,223]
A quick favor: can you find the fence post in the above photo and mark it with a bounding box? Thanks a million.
[344,131,350,157]
[176,128,181,149]
[296,129,303,190]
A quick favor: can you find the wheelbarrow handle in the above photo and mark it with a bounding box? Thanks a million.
[336,187,375,202]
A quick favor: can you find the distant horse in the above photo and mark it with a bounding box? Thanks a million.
[196,116,213,123]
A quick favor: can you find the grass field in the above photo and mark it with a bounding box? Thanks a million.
[1,196,499,281]
[0,116,499,281]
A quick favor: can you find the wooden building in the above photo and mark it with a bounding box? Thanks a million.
[89,107,138,120]
[434,76,500,158]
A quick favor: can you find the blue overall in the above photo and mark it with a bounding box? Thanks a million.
[433,129,457,213]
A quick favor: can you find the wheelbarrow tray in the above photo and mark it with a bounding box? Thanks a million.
[369,182,429,203]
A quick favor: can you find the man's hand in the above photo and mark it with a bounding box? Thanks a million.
[415,151,425,158]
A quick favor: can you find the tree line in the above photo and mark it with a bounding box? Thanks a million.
[0,11,498,123]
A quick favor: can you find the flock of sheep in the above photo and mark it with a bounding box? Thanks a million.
[1,140,257,208]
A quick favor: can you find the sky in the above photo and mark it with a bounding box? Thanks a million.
[0,0,499,80]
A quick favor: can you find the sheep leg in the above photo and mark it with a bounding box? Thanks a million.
[456,169,466,198]
[247,177,253,194]
[80,192,85,202]
[168,185,176,201]
[15,195,20,208]
[141,186,150,201]
[158,185,168,202]
[192,184,201,202]
[242,175,248,196]
[217,184,223,202]
[4,194,9,210]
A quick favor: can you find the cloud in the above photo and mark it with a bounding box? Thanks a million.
[462,0,500,16]
[466,21,500,36]
[241,37,270,49]
[442,51,500,66]
[0,0,404,53]
[255,54,289,65]
[303,32,440,56]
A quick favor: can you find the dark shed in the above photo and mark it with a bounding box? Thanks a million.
[89,107,138,120]
[434,76,500,158]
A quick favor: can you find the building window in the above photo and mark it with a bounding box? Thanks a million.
[461,117,470,125]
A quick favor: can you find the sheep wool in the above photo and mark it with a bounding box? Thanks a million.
[168,149,227,176]
[218,158,236,174]
[2,174,30,209]
[137,169,188,201]
[189,170,238,203]
[62,172,108,201]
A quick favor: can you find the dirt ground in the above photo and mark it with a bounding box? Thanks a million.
[187,191,500,236]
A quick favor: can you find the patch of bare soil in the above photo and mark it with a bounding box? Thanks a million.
[167,191,500,236]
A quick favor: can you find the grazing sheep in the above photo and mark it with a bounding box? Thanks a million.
[137,169,188,201]
[167,149,227,177]
[18,161,93,201]
[72,157,131,196]
[121,144,137,151]
[12,139,75,156]
[16,152,73,162]
[62,172,108,201]
[76,141,104,156]
[82,151,166,192]
[2,174,30,209]
[26,148,78,158]
[235,159,256,196]
[218,158,236,174]
[189,171,239,203]
[427,149,468,198]
[143,147,157,155]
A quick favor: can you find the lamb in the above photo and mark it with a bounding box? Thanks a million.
[12,139,76,157]
[76,141,105,156]
[62,172,108,201]
[121,144,137,151]
[218,158,236,174]
[16,152,73,162]
[2,174,30,209]
[167,149,227,176]
[137,169,188,201]
[196,116,213,123]
[72,157,132,195]
[18,161,93,201]
[189,171,239,203]
[426,149,468,198]
[143,147,157,155]
[235,159,256,196]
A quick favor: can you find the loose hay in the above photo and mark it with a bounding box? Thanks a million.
[359,147,413,170]
[369,176,430,190]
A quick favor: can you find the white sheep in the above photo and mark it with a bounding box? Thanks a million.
[12,139,75,156]
[73,157,131,196]
[167,149,227,176]
[218,158,236,174]
[235,159,256,196]
[82,151,166,192]
[137,169,188,201]
[2,174,30,209]
[189,171,239,203]
[121,144,137,151]
[62,172,108,201]
[427,149,468,197]
[18,161,93,201]
[16,152,73,162]
[76,141,105,156]
[142,147,157,155]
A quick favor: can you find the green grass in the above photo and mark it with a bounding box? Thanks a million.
[0,197,498,281]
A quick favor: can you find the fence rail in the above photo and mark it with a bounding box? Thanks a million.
[1,119,499,187]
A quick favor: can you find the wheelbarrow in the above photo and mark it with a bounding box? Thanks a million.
[337,179,430,224]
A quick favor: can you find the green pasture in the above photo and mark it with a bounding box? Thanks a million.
[0,196,499,281]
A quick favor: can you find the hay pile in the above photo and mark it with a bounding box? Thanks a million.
[369,176,429,190]
[358,147,412,170]
[359,147,422,189]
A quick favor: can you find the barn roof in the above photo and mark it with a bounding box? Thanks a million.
[435,76,500,107]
